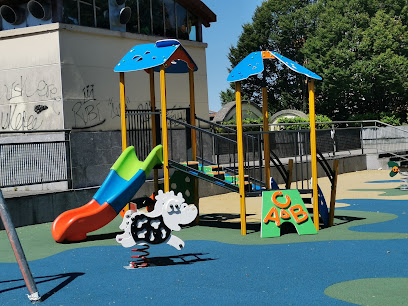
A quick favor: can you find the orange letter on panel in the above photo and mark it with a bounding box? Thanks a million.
[280,209,291,220]
[264,206,281,226]
[272,191,291,209]
[289,204,309,224]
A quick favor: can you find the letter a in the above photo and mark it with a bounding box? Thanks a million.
[263,206,281,226]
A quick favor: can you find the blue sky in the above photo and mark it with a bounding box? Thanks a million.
[202,0,265,112]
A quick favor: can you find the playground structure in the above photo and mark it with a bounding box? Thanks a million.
[115,39,338,235]
[227,50,323,234]
[51,39,338,241]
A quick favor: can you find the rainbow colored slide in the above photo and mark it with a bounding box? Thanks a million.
[52,145,163,243]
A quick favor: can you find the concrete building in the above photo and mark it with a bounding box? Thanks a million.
[0,0,216,188]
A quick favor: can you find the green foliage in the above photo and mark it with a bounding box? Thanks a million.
[219,89,235,106]
[216,117,264,132]
[277,116,309,130]
[221,0,408,122]
[277,114,332,130]
[348,112,402,125]
[221,0,312,114]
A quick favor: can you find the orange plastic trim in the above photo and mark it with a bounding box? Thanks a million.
[262,51,275,59]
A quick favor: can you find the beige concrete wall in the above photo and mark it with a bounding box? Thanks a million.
[59,24,210,131]
[0,25,64,131]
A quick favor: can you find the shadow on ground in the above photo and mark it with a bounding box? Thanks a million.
[0,272,85,302]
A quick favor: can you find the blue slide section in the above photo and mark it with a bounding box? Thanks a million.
[93,169,147,214]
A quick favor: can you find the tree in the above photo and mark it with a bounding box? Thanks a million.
[222,0,408,122]
[219,88,235,105]
[303,0,408,120]
[220,0,313,114]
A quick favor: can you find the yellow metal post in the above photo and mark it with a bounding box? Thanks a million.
[308,79,319,231]
[149,69,159,193]
[160,66,170,192]
[262,87,271,189]
[119,72,127,151]
[235,81,247,235]
[189,69,199,224]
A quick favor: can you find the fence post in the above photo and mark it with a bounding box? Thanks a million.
[0,191,41,302]
[65,130,73,189]
[360,122,364,155]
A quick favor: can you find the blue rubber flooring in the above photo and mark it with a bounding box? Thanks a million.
[1,239,407,305]
[1,198,407,305]
[338,199,408,233]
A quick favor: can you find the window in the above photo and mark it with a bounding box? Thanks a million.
[188,12,199,41]
[63,0,79,25]
[61,0,202,41]
[138,0,152,35]
[163,0,176,38]
[79,0,95,27]
[95,0,109,29]
[152,0,164,36]
[176,2,188,40]
[126,0,139,33]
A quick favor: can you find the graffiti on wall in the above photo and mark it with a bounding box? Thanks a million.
[0,76,62,131]
[72,85,106,129]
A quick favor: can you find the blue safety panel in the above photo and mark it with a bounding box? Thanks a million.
[317,185,329,227]
[227,51,264,82]
[93,169,146,214]
[114,39,197,73]
[227,50,322,82]
[270,177,280,190]
[271,51,322,80]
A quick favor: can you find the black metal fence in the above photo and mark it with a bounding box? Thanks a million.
[0,130,72,188]
[126,108,161,160]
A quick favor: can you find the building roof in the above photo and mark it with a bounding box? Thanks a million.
[212,101,263,123]
[176,0,217,27]
[0,0,216,27]
[0,0,28,4]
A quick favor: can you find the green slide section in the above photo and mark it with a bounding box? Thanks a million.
[111,145,163,180]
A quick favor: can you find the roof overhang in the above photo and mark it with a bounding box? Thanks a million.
[0,0,28,5]
[176,0,216,27]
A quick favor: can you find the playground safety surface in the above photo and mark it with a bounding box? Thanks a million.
[1,170,407,305]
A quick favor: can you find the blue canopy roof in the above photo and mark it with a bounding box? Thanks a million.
[227,51,322,82]
[114,39,198,74]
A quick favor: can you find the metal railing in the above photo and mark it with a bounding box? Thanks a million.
[359,120,408,162]
[126,108,161,160]
[222,120,408,160]
[0,130,72,188]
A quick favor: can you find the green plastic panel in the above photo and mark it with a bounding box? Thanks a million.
[261,189,317,238]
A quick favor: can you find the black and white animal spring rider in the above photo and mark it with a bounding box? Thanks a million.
[116,190,198,269]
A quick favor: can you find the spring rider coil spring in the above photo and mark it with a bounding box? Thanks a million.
[126,244,150,269]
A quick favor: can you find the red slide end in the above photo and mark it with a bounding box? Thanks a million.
[52,199,117,242]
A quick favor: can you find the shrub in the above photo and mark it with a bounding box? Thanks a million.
[277,115,332,130]
[348,112,401,126]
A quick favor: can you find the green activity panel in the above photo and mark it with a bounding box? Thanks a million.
[261,190,317,238]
